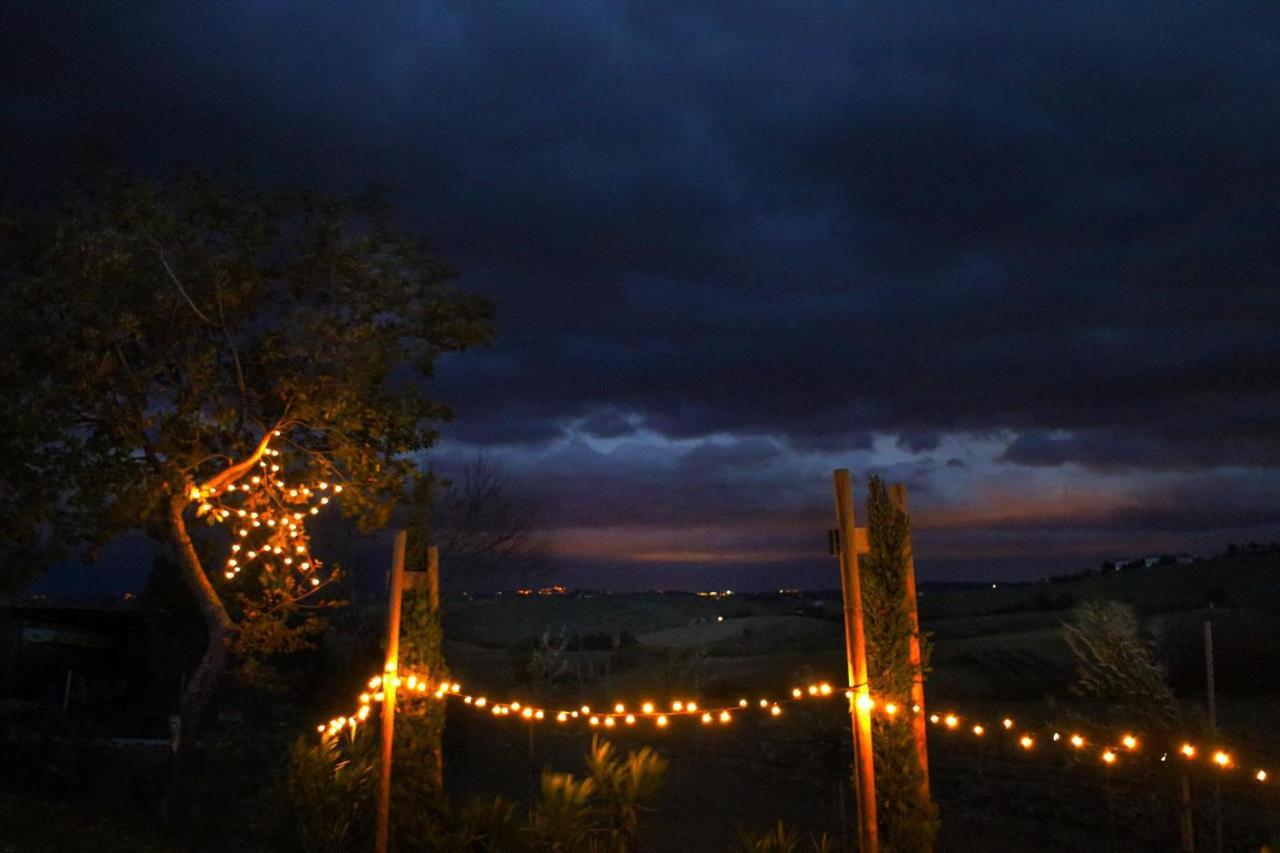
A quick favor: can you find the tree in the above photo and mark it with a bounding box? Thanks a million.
[0,167,492,794]
[414,454,549,585]
[861,476,937,852]
[1061,600,1179,728]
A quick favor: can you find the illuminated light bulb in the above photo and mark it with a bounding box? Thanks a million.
[571,711,579,718]
[320,497,330,505]
[944,714,959,729]
[1180,743,1196,759]
[464,696,473,704]
[284,558,292,565]
[475,697,487,707]
[643,702,655,714]
[275,481,284,488]
[357,705,370,721]
[581,705,591,715]
[1070,735,1085,749]
[885,703,899,717]
[1102,750,1117,765]
[557,712,568,723]
[912,704,921,713]
[604,717,616,728]
[672,701,683,712]
[510,701,521,711]
[856,694,875,712]
[535,710,545,720]
[406,676,418,689]
[293,513,303,521]
[238,510,247,517]
[738,699,748,708]
[771,705,782,717]
[271,465,280,472]
[589,717,599,726]
[819,683,833,696]
[319,482,328,490]
[224,572,234,579]
[231,544,241,553]
[333,485,343,493]
[1256,770,1267,782]
[310,508,319,515]
[625,714,636,725]
[316,724,325,733]
[301,563,311,570]
[451,683,460,692]
[369,676,382,689]
[657,715,669,727]
[687,702,698,713]
[189,487,203,500]
[1213,751,1231,768]
[929,714,940,725]
[719,710,732,724]
[701,713,713,725]
[492,706,501,716]
[239,529,249,537]
[252,520,262,528]
[1002,718,1014,730]
[374,692,384,702]
[1052,733,1061,742]
[310,578,320,586]
[251,476,261,484]
[1020,736,1034,750]
[1122,735,1138,750]
[759,699,769,708]
[807,685,819,696]
[973,724,985,736]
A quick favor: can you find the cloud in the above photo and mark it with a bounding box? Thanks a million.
[4,0,1279,581]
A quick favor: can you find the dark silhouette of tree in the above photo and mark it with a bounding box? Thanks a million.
[0,166,492,814]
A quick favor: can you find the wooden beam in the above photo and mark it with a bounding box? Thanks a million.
[375,530,407,853]
[834,469,878,853]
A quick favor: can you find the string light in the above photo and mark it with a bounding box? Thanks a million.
[312,671,1275,788]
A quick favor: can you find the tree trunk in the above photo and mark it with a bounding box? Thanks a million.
[166,491,235,825]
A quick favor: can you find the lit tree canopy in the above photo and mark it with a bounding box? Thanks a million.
[0,167,492,733]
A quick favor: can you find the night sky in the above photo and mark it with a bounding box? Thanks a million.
[5,3,1280,591]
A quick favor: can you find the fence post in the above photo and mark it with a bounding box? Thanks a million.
[833,469,878,853]
[375,530,407,853]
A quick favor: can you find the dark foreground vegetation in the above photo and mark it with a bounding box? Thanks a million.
[4,547,1280,850]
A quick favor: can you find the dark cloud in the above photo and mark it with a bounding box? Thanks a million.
[5,1,1279,583]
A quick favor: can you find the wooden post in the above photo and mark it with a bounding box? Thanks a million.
[1206,616,1222,853]
[889,484,931,808]
[833,469,878,853]
[427,544,444,789]
[427,545,440,614]
[376,530,408,853]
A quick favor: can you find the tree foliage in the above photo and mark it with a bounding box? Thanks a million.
[860,476,937,852]
[1062,599,1180,729]
[0,166,492,750]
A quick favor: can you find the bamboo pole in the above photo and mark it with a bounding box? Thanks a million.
[376,530,408,853]
[890,484,932,808]
[833,469,878,853]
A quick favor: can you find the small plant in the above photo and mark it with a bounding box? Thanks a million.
[277,733,375,853]
[736,821,836,853]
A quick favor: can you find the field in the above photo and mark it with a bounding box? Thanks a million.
[3,551,1278,851]
[435,550,1280,850]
